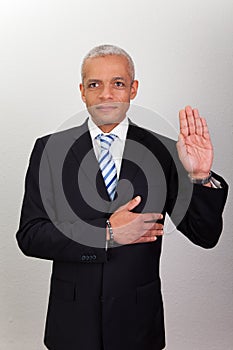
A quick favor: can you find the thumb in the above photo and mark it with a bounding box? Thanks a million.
[176,133,185,148]
[176,134,187,160]
[126,196,141,211]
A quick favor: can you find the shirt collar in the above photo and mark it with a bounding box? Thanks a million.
[88,116,129,141]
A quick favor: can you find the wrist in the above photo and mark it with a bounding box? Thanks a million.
[188,171,212,185]
[188,172,210,179]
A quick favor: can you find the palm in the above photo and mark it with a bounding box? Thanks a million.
[177,106,213,177]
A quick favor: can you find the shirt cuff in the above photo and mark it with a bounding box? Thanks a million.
[209,176,222,188]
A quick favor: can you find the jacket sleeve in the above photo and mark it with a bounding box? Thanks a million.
[166,149,229,249]
[16,138,108,263]
[177,172,228,248]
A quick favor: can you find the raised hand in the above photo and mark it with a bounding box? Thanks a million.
[176,106,213,178]
[109,196,164,245]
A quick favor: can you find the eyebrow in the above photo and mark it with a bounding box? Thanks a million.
[86,77,126,84]
[112,77,126,81]
[86,79,101,84]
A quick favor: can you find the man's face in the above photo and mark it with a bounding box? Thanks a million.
[80,55,138,130]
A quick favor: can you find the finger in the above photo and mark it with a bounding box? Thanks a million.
[154,223,164,230]
[116,195,141,213]
[185,106,195,134]
[132,235,158,244]
[200,117,211,140]
[179,109,189,137]
[142,228,164,236]
[142,221,156,232]
[143,222,163,230]
[141,221,164,234]
[142,213,163,222]
[126,196,141,211]
[193,108,202,136]
[193,108,200,118]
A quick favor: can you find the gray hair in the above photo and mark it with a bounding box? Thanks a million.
[81,44,135,83]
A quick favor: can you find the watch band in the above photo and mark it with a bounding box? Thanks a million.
[106,219,114,248]
[188,171,212,185]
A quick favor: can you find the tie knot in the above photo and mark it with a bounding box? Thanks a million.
[97,134,117,150]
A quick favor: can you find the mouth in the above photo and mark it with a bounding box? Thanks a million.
[95,104,119,111]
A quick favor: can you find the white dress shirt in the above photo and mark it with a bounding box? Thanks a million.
[88,116,129,179]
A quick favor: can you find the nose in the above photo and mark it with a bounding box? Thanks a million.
[99,84,113,101]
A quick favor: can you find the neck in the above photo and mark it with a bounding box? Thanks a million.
[98,123,119,133]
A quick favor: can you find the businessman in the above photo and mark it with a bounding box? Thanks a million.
[16,45,228,350]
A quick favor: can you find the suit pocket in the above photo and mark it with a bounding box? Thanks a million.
[136,279,163,334]
[137,279,161,306]
[50,277,76,302]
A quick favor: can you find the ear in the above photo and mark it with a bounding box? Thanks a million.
[130,80,139,100]
[79,83,86,103]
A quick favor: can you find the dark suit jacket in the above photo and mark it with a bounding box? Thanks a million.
[16,120,228,350]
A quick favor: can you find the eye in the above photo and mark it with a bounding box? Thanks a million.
[114,81,125,88]
[88,82,100,89]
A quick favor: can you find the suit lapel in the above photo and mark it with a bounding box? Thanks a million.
[108,122,147,211]
[70,119,111,202]
[118,122,146,183]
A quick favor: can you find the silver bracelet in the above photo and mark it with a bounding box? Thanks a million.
[188,171,212,185]
[106,219,114,248]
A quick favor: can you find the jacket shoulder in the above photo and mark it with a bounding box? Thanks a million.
[36,122,88,146]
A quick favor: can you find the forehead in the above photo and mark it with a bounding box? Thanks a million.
[83,55,131,80]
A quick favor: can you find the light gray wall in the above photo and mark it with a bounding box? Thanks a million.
[1,0,232,349]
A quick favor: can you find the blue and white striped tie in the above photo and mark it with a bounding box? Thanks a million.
[97,134,118,201]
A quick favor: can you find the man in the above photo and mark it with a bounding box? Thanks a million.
[16,45,228,350]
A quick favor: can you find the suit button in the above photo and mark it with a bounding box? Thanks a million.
[81,255,86,261]
[86,255,90,261]
[93,255,96,260]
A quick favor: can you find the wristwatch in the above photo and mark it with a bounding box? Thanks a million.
[188,171,212,185]
[106,219,114,248]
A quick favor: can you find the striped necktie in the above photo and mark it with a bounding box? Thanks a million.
[97,134,118,201]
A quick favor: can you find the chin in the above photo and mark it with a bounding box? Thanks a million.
[89,111,126,128]
[88,102,130,128]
